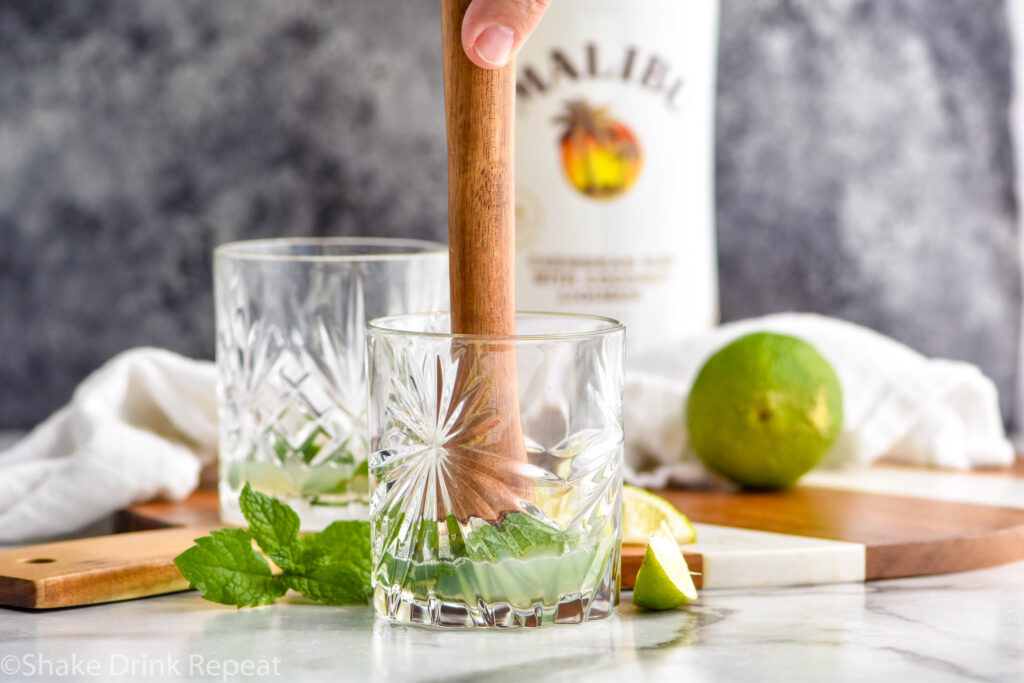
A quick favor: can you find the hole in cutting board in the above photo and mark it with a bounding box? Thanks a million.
[19,557,57,564]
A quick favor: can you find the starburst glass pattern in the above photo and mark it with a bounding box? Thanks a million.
[368,313,625,629]
[215,239,447,531]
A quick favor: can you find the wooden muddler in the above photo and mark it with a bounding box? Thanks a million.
[440,0,532,522]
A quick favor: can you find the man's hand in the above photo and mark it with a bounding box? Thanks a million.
[461,0,553,69]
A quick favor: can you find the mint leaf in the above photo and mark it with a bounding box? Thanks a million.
[501,512,586,555]
[285,521,372,605]
[284,563,368,605]
[305,521,372,570]
[238,483,301,570]
[173,529,286,607]
[464,513,583,562]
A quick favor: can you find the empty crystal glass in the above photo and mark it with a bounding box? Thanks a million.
[367,312,625,628]
[215,238,448,530]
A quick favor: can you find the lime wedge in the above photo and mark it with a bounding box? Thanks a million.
[631,530,698,610]
[622,485,697,545]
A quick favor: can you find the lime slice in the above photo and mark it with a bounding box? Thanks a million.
[622,485,696,545]
[631,530,698,610]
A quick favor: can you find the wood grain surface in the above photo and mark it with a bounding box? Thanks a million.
[121,467,1024,593]
[619,476,1024,587]
[440,0,530,521]
[442,0,517,338]
[0,526,215,609]
[11,464,1021,609]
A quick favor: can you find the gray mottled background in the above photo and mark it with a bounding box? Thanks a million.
[0,0,1020,429]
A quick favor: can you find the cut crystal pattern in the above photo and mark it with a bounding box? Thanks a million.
[215,241,447,529]
[368,313,625,628]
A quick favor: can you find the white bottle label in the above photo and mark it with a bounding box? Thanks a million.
[515,0,720,352]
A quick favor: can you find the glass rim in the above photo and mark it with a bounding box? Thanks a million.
[367,311,625,342]
[214,237,447,263]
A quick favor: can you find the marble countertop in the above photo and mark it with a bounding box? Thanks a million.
[1,560,1021,683]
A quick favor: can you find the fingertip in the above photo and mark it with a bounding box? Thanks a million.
[462,1,517,69]
[472,25,515,67]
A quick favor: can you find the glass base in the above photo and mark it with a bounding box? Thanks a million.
[219,483,369,531]
[373,588,617,629]
[372,559,619,629]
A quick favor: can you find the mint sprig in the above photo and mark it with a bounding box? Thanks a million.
[171,528,286,607]
[173,483,372,608]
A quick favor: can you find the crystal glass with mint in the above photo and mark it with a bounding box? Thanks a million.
[215,238,448,530]
[367,312,624,628]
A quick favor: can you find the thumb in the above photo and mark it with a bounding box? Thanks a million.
[461,0,553,69]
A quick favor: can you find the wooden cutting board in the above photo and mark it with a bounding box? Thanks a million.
[3,461,1022,607]
[0,526,217,609]
[115,461,1024,591]
[624,461,1024,589]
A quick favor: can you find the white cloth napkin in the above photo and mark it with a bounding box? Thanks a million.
[624,313,1015,488]
[0,314,1015,543]
[0,348,217,543]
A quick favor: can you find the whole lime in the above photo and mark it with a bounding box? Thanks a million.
[686,332,843,489]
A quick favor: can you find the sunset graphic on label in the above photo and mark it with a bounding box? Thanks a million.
[556,100,643,199]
